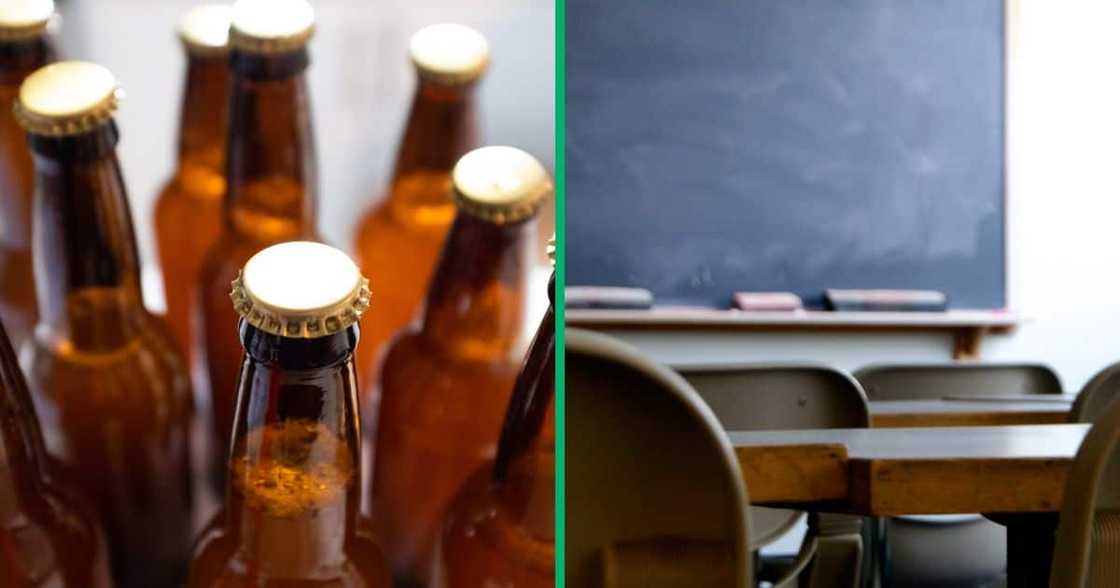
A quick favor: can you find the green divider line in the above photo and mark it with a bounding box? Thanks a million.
[554,0,566,584]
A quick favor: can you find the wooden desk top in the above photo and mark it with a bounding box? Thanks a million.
[869,398,1073,428]
[732,424,1088,515]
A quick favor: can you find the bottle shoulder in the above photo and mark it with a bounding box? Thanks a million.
[1,479,112,587]
[436,462,555,585]
[23,316,192,405]
[187,512,393,587]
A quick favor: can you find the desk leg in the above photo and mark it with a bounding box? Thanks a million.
[990,513,1058,588]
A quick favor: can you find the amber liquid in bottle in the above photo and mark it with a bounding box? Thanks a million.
[155,50,229,365]
[189,321,390,587]
[0,319,113,588]
[352,78,480,389]
[433,278,555,587]
[22,121,194,588]
[198,48,318,488]
[369,212,536,586]
[0,38,52,349]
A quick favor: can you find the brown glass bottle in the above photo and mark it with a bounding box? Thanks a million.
[197,0,319,490]
[0,5,55,350]
[17,61,195,588]
[433,273,555,587]
[155,4,232,364]
[0,317,113,587]
[368,146,551,586]
[352,23,487,391]
[189,241,390,587]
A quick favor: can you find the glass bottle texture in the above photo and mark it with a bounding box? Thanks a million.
[0,316,113,588]
[352,23,487,392]
[155,4,232,366]
[0,3,55,350]
[189,241,390,587]
[433,272,555,587]
[17,62,194,588]
[368,146,551,587]
[197,0,320,491]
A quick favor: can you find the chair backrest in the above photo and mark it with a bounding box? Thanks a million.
[566,329,752,588]
[854,362,1062,401]
[1072,362,1120,423]
[676,363,870,431]
[1050,395,1120,587]
[676,363,869,549]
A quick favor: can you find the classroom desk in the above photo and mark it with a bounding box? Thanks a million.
[869,397,1074,428]
[732,424,1088,588]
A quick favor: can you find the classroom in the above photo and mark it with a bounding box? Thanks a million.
[564,1,1120,587]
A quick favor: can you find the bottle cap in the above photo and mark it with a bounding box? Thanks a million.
[15,61,122,137]
[0,0,53,42]
[409,23,489,85]
[230,241,371,339]
[452,146,552,224]
[180,4,232,57]
[229,0,314,55]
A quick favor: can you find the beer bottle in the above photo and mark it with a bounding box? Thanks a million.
[352,23,487,390]
[0,0,55,349]
[0,318,113,587]
[197,0,320,489]
[432,268,555,587]
[189,241,390,587]
[369,145,552,586]
[154,4,232,364]
[16,61,194,588]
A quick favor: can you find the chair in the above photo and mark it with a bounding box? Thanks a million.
[676,363,869,588]
[1071,361,1120,423]
[566,329,752,587]
[1050,390,1120,587]
[854,363,1062,587]
[856,362,1062,401]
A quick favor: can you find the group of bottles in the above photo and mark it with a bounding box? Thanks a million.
[0,0,555,587]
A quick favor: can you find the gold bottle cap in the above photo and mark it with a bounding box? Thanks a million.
[229,0,314,55]
[0,0,53,42]
[230,241,371,339]
[452,146,552,224]
[547,234,556,267]
[15,61,122,137]
[409,23,489,85]
[179,4,232,57]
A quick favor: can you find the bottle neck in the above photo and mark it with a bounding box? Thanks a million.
[386,79,479,226]
[174,53,229,200]
[0,37,53,248]
[0,37,52,85]
[225,323,362,572]
[0,321,49,521]
[420,213,536,359]
[494,304,555,482]
[30,123,148,349]
[225,49,317,243]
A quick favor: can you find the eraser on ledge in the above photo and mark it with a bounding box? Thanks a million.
[732,292,803,311]
[824,289,947,312]
[566,286,654,310]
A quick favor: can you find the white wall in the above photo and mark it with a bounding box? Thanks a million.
[592,1,1120,393]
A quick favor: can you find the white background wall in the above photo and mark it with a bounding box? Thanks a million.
[52,0,555,318]
[593,1,1120,393]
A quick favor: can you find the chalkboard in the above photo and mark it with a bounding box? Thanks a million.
[566,0,1006,310]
